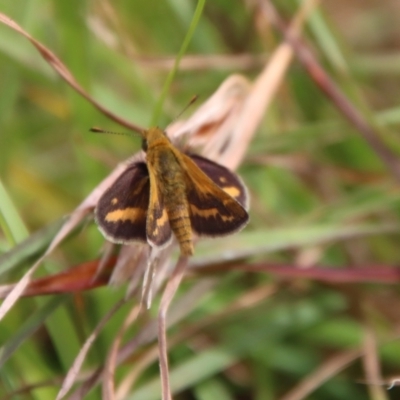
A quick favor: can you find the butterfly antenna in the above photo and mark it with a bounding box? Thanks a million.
[90,127,140,138]
[172,95,198,123]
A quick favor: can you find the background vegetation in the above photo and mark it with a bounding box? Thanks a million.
[1,0,400,399]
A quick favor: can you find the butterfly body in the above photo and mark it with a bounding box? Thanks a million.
[145,128,193,255]
[95,127,249,256]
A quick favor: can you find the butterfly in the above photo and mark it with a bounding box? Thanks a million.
[95,127,249,256]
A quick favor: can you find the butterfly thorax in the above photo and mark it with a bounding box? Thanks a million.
[145,128,194,255]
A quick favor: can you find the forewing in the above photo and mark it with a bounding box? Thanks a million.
[190,154,248,209]
[182,154,249,237]
[146,165,172,249]
[95,162,149,244]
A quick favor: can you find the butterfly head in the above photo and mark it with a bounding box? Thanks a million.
[141,127,170,153]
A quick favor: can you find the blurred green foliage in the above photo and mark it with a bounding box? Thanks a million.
[1,1,400,399]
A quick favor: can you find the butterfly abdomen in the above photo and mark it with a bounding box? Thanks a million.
[161,159,194,256]
[146,142,194,256]
[167,204,193,256]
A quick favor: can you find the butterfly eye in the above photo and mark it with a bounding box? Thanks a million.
[142,139,148,152]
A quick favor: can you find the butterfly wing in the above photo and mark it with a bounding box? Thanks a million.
[181,154,249,237]
[95,162,150,244]
[146,165,172,249]
[190,154,249,209]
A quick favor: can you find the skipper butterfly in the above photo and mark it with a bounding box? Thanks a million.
[95,127,249,256]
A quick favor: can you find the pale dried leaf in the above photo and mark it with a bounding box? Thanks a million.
[168,74,252,163]
[109,244,148,288]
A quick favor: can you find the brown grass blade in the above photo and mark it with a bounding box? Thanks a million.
[0,258,114,298]
[56,298,128,400]
[158,255,189,400]
[203,262,400,284]
[279,350,360,400]
[258,0,400,181]
[362,328,388,400]
[102,304,142,400]
[0,13,145,134]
